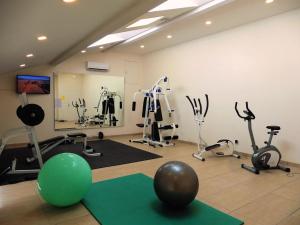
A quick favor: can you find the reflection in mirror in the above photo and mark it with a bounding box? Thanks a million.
[54,73,124,130]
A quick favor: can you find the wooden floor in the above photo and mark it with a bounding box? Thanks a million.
[1,135,300,225]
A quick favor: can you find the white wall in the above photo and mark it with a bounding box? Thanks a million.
[142,9,300,164]
[0,52,143,143]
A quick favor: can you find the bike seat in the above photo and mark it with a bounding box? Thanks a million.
[266,125,280,131]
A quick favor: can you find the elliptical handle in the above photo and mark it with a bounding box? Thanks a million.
[72,101,77,108]
[132,101,136,111]
[186,96,196,116]
[193,98,198,108]
[198,98,202,115]
[203,94,209,118]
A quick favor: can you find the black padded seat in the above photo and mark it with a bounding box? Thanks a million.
[266,125,280,131]
[136,123,144,128]
[67,133,87,138]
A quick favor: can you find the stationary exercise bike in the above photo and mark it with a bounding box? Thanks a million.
[186,94,240,161]
[235,102,290,174]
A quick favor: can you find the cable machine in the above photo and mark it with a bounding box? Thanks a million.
[130,76,178,147]
[93,86,123,127]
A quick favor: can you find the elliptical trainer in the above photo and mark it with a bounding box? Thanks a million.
[186,94,240,161]
[72,98,88,126]
[235,102,290,174]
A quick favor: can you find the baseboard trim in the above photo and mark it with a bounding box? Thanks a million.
[177,140,300,168]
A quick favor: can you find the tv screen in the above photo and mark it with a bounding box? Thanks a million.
[16,75,50,94]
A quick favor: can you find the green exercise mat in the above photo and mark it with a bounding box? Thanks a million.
[82,173,244,225]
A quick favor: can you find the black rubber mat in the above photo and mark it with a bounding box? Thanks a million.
[0,139,161,186]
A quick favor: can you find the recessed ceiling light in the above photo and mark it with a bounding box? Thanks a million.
[140,45,145,49]
[265,0,274,3]
[205,20,212,25]
[26,53,34,58]
[149,0,199,12]
[167,35,173,39]
[63,0,76,3]
[99,46,104,49]
[81,50,86,53]
[37,35,47,41]
[127,17,164,28]
[19,64,26,68]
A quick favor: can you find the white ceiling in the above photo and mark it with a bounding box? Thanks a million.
[0,0,163,74]
[1,0,299,75]
[113,0,300,54]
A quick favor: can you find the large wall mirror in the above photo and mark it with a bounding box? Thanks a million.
[54,73,124,130]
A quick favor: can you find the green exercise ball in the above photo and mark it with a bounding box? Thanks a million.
[37,153,92,207]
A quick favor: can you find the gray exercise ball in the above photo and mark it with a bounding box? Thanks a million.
[153,161,199,208]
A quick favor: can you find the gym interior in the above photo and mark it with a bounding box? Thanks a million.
[0,1,299,225]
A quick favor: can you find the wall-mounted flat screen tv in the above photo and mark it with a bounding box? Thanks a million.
[16,75,50,94]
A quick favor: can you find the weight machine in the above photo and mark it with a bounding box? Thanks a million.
[93,86,123,127]
[186,94,240,161]
[0,93,101,176]
[130,76,178,147]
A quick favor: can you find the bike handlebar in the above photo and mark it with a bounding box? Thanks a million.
[235,102,255,120]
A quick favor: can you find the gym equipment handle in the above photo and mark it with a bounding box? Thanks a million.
[132,101,136,111]
[197,98,202,115]
[245,102,255,119]
[204,94,209,118]
[186,96,196,116]
[235,102,255,120]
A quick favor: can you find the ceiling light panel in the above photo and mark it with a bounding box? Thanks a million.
[194,0,229,13]
[149,0,204,12]
[88,29,148,48]
[127,17,164,28]
[124,27,159,44]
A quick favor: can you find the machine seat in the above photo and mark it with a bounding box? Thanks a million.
[136,123,144,128]
[266,125,280,131]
